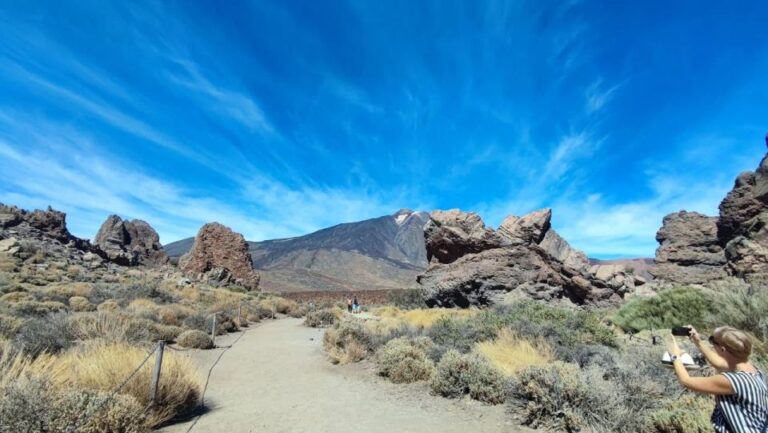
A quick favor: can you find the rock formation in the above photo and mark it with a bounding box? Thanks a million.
[95,215,169,267]
[423,210,507,264]
[0,203,109,269]
[717,154,768,279]
[652,146,768,285]
[418,209,621,308]
[650,211,727,284]
[179,222,260,291]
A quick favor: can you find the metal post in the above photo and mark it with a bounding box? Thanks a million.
[211,313,217,341]
[149,341,165,406]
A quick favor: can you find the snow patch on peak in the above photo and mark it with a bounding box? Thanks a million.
[395,213,410,225]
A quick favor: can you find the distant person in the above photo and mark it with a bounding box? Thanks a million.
[346,297,353,313]
[353,296,359,313]
[668,326,767,433]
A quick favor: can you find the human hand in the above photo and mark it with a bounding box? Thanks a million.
[668,335,683,357]
[686,325,701,344]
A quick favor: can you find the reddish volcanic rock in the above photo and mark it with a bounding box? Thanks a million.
[179,222,260,291]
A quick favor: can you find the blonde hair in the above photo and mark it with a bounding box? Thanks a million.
[713,326,752,361]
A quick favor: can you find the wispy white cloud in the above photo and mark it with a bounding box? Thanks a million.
[585,78,622,114]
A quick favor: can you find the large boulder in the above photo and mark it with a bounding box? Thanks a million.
[419,245,618,308]
[94,215,169,267]
[179,222,260,291]
[497,208,552,245]
[423,209,506,264]
[419,209,621,307]
[650,211,727,284]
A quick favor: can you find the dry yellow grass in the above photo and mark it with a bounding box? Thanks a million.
[126,298,158,314]
[179,286,201,302]
[69,295,95,312]
[52,343,202,427]
[371,306,477,331]
[97,299,120,313]
[50,282,95,298]
[474,328,553,377]
[0,291,34,303]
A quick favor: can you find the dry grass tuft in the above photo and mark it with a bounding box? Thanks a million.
[371,307,477,331]
[69,296,95,312]
[54,342,202,427]
[97,299,120,313]
[474,328,553,376]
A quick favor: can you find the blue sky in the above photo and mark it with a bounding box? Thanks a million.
[1,1,767,258]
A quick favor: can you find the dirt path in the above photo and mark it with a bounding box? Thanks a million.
[160,318,531,433]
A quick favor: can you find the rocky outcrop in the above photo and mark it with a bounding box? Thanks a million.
[651,144,768,285]
[424,210,507,264]
[717,154,768,279]
[95,215,169,267]
[179,223,260,291]
[650,211,727,284]
[0,204,109,270]
[418,209,621,308]
[539,230,590,270]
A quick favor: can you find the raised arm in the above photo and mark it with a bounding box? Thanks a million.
[688,326,729,371]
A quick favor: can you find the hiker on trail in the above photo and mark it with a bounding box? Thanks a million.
[668,326,767,433]
[346,297,353,313]
[353,296,359,313]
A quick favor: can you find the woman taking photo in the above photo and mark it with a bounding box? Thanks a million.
[668,326,767,433]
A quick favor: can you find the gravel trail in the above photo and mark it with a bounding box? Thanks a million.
[160,318,531,433]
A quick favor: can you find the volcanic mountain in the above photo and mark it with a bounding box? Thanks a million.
[165,210,430,292]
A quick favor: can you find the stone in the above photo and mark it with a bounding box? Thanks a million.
[0,237,19,253]
[650,211,727,284]
[176,278,192,287]
[423,209,506,264]
[419,210,620,308]
[94,215,169,267]
[179,222,260,291]
[498,208,552,245]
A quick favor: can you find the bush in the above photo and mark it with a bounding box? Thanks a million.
[709,286,768,344]
[375,337,435,383]
[177,330,214,349]
[613,287,714,333]
[12,314,73,356]
[69,295,95,312]
[288,305,309,318]
[507,362,592,431]
[304,308,340,328]
[0,314,21,339]
[97,299,120,313]
[56,342,202,427]
[386,289,427,309]
[648,394,713,433]
[498,301,617,351]
[323,319,373,364]
[427,311,501,353]
[10,300,67,317]
[430,350,505,404]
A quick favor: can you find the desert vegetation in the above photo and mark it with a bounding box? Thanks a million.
[0,257,307,431]
[319,285,768,433]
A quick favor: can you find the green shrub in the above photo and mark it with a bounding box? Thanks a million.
[498,301,617,349]
[177,330,214,349]
[12,314,73,356]
[709,286,768,343]
[430,349,505,404]
[304,308,339,328]
[427,312,501,353]
[375,337,435,383]
[613,287,714,333]
[0,376,148,433]
[386,289,427,309]
[648,394,713,433]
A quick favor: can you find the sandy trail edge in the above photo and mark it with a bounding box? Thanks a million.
[159,318,533,433]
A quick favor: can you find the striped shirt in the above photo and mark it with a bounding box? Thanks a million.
[712,369,768,433]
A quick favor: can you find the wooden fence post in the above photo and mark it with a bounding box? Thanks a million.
[211,313,217,342]
[149,341,165,406]
[238,303,242,323]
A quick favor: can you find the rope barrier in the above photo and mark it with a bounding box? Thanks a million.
[65,342,159,433]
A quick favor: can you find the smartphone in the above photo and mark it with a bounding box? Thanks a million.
[671,326,692,336]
